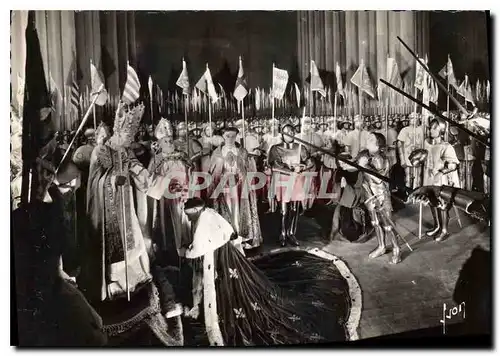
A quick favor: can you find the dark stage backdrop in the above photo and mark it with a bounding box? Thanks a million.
[135,11,489,96]
[428,11,490,82]
[135,11,298,93]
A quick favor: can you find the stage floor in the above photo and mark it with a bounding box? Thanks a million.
[250,202,491,340]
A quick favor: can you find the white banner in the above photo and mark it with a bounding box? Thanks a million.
[272,67,289,100]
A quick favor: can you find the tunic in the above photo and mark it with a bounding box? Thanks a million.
[423,140,460,187]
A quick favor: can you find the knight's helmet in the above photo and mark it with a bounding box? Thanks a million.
[113,102,144,139]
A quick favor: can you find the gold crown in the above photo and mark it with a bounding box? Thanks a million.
[113,103,144,137]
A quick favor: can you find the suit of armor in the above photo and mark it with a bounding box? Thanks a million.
[357,150,402,264]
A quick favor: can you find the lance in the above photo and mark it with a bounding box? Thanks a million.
[283,132,407,191]
[380,79,489,148]
[397,36,470,117]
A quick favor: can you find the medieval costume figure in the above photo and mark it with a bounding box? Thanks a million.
[343,115,371,158]
[296,116,323,210]
[174,121,203,164]
[208,127,262,250]
[397,113,424,188]
[321,117,341,205]
[261,118,283,212]
[84,103,184,344]
[268,124,315,247]
[199,122,223,173]
[422,119,460,242]
[329,152,372,243]
[84,103,169,301]
[149,118,193,259]
[385,119,399,168]
[357,133,402,264]
[182,198,349,346]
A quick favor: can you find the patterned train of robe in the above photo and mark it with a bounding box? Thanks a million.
[148,151,192,257]
[85,142,167,302]
[208,144,262,249]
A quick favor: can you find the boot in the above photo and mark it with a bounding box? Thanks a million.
[435,209,450,242]
[368,224,387,258]
[426,207,442,237]
[287,204,300,246]
[279,206,288,247]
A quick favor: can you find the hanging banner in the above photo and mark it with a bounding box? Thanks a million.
[272,66,289,100]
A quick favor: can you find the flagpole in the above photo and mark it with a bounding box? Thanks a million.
[57,83,105,170]
[359,60,363,117]
[446,77,450,142]
[241,100,246,149]
[185,93,189,157]
[272,63,275,137]
[333,93,337,137]
[310,60,313,118]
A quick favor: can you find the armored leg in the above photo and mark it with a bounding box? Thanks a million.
[435,208,451,242]
[426,206,442,237]
[287,201,300,247]
[379,212,401,264]
[280,202,288,247]
[368,210,387,259]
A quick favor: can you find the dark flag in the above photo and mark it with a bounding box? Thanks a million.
[21,11,53,204]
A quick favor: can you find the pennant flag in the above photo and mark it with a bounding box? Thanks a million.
[148,76,154,99]
[438,55,458,90]
[335,62,344,99]
[458,75,476,106]
[233,56,248,101]
[197,65,218,103]
[457,75,469,98]
[414,57,428,91]
[176,59,190,95]
[387,57,403,89]
[310,60,326,97]
[255,87,261,111]
[272,66,289,100]
[350,60,375,99]
[121,62,141,105]
[90,61,108,106]
[294,83,301,108]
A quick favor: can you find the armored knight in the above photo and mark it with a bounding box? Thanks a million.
[261,118,283,212]
[421,119,460,242]
[268,123,315,247]
[357,132,402,264]
[208,126,262,250]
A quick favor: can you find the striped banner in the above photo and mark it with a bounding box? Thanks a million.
[122,62,141,104]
